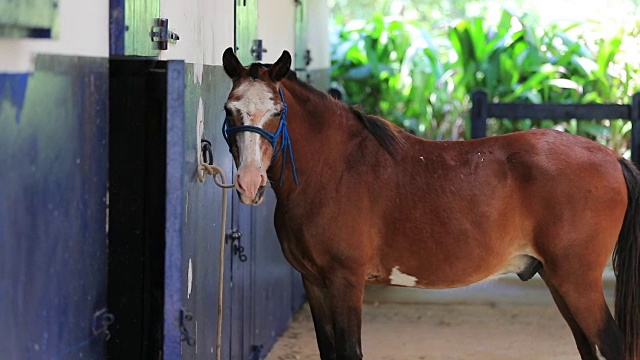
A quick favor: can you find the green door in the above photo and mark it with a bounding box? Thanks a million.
[0,0,57,38]
[294,0,309,83]
[122,0,160,56]
[235,0,258,64]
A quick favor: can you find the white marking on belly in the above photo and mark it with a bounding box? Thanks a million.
[390,266,418,287]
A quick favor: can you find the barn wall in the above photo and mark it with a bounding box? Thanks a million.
[0,0,108,73]
[307,0,330,71]
[177,63,235,359]
[158,0,234,65]
[258,0,296,63]
[0,0,110,357]
[307,0,331,90]
[170,0,306,356]
[0,0,330,357]
[148,0,308,358]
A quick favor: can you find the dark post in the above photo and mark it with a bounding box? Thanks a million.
[471,90,488,139]
[631,92,640,165]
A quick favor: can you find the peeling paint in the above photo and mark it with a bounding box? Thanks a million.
[188,258,193,298]
[194,62,204,85]
[0,74,30,123]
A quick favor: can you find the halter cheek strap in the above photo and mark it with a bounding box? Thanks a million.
[222,87,299,186]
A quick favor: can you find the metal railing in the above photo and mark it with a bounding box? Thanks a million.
[470,90,640,164]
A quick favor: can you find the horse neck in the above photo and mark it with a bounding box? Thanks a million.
[266,81,348,201]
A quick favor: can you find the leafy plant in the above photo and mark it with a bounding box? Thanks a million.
[330,10,640,155]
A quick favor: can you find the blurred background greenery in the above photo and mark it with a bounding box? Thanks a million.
[328,0,640,156]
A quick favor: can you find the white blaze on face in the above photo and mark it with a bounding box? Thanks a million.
[228,81,279,168]
[389,266,418,287]
[227,80,280,204]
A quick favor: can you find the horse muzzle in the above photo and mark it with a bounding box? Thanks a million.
[237,185,266,205]
[235,165,268,206]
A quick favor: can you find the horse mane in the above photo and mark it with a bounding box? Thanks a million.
[249,62,404,156]
[348,107,404,156]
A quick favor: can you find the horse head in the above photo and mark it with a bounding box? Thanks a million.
[222,47,293,205]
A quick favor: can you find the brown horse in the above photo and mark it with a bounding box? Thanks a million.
[221,47,640,360]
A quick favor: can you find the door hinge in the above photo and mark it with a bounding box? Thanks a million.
[250,344,264,360]
[251,39,267,61]
[150,18,180,50]
[92,308,115,340]
[179,308,196,346]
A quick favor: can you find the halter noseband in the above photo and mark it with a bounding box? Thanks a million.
[222,87,299,186]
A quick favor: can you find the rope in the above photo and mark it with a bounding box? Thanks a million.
[198,161,234,360]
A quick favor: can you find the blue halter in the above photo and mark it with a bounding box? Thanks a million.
[222,87,299,186]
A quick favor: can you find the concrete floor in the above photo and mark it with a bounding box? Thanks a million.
[265,271,617,360]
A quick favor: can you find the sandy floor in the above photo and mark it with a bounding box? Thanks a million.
[265,275,616,360]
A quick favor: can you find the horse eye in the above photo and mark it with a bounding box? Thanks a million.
[224,107,233,118]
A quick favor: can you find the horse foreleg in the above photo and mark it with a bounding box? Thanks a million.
[326,275,365,360]
[303,278,337,360]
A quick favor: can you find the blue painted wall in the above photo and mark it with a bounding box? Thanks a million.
[180,64,305,359]
[0,54,303,360]
[0,55,108,359]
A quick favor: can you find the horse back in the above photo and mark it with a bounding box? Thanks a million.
[362,129,628,288]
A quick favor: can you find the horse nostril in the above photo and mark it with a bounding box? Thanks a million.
[235,174,245,192]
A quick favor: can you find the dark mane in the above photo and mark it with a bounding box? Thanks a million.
[348,107,404,157]
[251,62,403,156]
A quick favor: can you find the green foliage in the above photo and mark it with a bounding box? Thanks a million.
[330,10,640,155]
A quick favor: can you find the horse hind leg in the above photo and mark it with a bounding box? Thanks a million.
[542,266,623,359]
[539,268,599,359]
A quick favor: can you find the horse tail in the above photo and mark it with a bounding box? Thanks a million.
[614,158,640,359]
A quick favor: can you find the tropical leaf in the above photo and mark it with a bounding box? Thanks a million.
[330,9,640,147]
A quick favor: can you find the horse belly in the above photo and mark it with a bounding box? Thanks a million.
[369,253,540,289]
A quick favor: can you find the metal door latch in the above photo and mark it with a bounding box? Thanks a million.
[226,230,242,243]
[150,18,180,50]
[251,39,267,61]
[227,230,248,262]
[303,49,312,67]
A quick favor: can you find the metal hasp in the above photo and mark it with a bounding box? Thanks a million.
[150,18,180,50]
[303,49,312,67]
[251,39,267,61]
[227,230,248,262]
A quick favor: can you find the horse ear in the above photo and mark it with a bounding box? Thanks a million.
[222,47,245,79]
[267,50,292,82]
